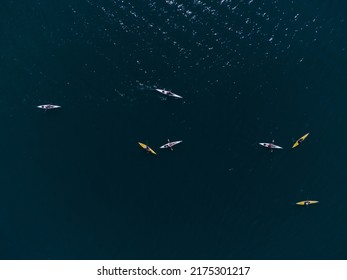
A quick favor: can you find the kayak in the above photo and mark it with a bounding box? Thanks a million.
[292,133,310,148]
[160,140,183,149]
[138,142,157,155]
[155,89,183,99]
[296,200,319,206]
[37,104,61,110]
[259,142,283,149]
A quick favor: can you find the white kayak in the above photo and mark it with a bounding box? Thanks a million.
[155,89,183,99]
[37,104,61,110]
[160,140,183,149]
[259,142,283,149]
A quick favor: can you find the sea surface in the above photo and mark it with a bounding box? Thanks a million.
[1,0,347,259]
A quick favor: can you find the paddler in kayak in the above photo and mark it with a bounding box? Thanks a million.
[166,139,173,151]
[138,142,157,155]
[269,140,275,152]
[292,133,309,148]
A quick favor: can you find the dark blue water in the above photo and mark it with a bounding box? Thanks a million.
[1,0,347,259]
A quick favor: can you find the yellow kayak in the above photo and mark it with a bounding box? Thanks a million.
[138,142,157,155]
[296,200,319,206]
[292,133,310,148]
